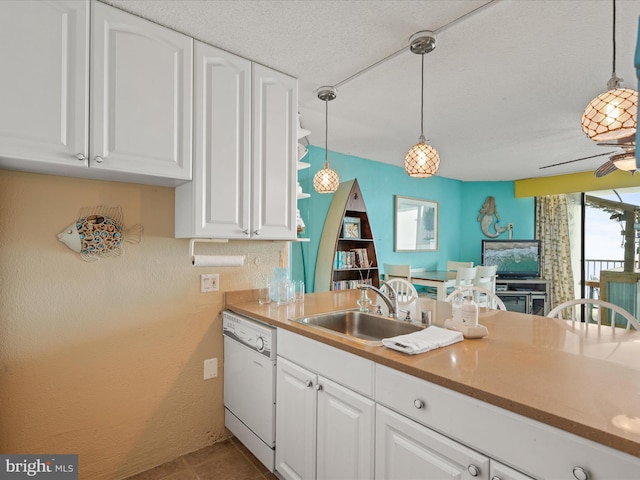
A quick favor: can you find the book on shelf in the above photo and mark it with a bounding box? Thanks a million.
[334,248,371,270]
[332,278,372,290]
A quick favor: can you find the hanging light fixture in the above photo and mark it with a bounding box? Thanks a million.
[404,31,440,178]
[581,0,637,142]
[611,150,637,172]
[313,86,340,193]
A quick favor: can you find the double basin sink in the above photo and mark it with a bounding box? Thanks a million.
[293,310,424,346]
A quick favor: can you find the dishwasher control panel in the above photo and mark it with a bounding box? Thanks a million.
[223,311,276,359]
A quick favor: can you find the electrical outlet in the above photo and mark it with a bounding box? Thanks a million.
[200,274,219,292]
[204,358,217,379]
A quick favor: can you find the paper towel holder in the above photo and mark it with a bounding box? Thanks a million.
[189,238,228,258]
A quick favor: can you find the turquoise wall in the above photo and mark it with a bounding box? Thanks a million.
[293,146,535,292]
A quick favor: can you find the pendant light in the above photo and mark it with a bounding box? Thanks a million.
[313,86,340,193]
[581,0,637,142]
[404,31,440,178]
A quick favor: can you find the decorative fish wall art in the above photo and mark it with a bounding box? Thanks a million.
[57,206,143,262]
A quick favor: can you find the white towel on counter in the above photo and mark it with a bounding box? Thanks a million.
[382,326,464,355]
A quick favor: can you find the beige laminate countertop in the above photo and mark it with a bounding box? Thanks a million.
[225,289,640,458]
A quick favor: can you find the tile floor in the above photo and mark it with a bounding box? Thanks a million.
[125,437,278,480]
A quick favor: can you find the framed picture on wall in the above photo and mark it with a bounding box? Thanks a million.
[343,216,361,239]
[394,196,438,251]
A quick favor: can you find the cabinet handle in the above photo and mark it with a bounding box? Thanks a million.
[491,477,502,480]
[572,466,589,480]
[467,464,480,477]
[76,153,86,161]
[413,399,424,409]
[305,380,313,388]
[253,230,260,236]
[315,383,323,391]
[93,156,103,164]
[243,229,250,236]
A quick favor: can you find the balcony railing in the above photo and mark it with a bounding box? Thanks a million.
[584,259,627,281]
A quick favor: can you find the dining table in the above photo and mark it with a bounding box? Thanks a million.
[409,270,457,300]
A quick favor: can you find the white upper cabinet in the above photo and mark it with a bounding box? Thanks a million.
[175,51,297,240]
[0,0,89,171]
[251,64,297,240]
[0,0,192,186]
[90,1,192,181]
[175,42,251,238]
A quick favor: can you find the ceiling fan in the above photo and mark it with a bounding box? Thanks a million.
[538,136,636,178]
[539,0,637,178]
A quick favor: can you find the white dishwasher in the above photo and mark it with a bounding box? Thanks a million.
[223,311,276,472]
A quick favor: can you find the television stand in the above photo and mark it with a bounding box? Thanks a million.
[495,278,550,316]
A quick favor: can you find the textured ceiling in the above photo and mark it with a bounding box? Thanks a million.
[101,0,640,181]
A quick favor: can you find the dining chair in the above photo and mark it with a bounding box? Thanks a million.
[445,286,507,311]
[383,263,411,280]
[547,298,640,330]
[446,266,477,296]
[383,278,419,305]
[475,265,498,307]
[446,261,474,272]
[443,261,474,291]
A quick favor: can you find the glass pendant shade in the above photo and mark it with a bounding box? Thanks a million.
[404,31,440,178]
[581,87,637,141]
[405,135,440,177]
[314,86,339,194]
[313,161,340,193]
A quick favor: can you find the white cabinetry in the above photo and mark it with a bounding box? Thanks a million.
[175,42,251,238]
[175,54,296,239]
[0,0,89,171]
[0,0,192,186]
[376,404,489,479]
[276,330,374,480]
[490,460,534,480]
[376,364,640,480]
[250,64,297,240]
[90,1,192,182]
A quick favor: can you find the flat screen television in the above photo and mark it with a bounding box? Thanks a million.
[481,239,541,279]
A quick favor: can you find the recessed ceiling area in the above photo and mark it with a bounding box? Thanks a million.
[101,0,640,182]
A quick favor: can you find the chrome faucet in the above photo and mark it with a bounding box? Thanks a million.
[357,281,399,319]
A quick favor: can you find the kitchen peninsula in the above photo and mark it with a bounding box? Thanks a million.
[225,289,640,479]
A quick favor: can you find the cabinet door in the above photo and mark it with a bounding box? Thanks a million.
[317,377,374,480]
[0,0,88,170]
[90,1,192,181]
[251,64,297,240]
[275,357,316,480]
[375,404,490,480]
[490,460,534,480]
[175,41,251,238]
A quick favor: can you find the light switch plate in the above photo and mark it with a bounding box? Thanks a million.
[201,274,219,292]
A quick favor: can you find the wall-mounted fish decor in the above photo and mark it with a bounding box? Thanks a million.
[57,206,143,262]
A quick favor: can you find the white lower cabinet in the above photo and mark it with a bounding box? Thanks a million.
[276,329,375,480]
[376,404,489,479]
[375,364,640,480]
[489,460,534,480]
[273,330,640,480]
[275,356,374,480]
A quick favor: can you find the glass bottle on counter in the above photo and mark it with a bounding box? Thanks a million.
[357,289,372,312]
[461,294,478,326]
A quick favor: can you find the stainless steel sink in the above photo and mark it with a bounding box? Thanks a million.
[294,310,424,346]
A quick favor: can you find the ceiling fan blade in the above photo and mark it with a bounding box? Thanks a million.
[594,159,618,178]
[539,151,617,170]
